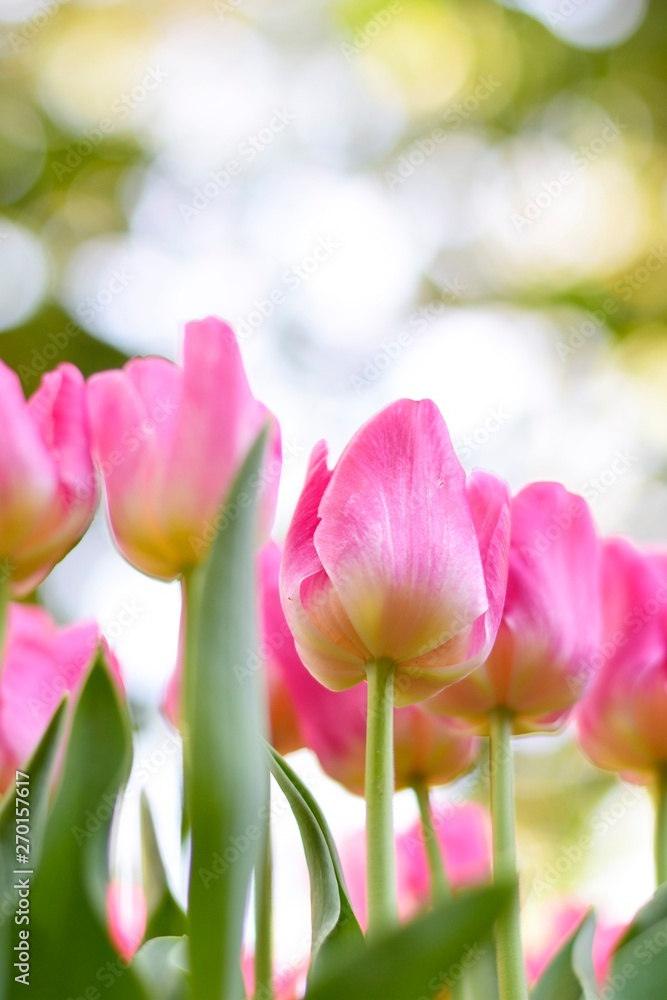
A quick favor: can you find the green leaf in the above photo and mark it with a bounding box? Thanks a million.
[183,430,270,1000]
[141,794,187,941]
[2,654,149,999]
[572,913,600,1000]
[303,882,512,1000]
[0,699,67,1000]
[133,936,190,1000]
[530,912,598,1000]
[608,885,667,998]
[267,746,364,983]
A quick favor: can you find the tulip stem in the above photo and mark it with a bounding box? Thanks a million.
[365,657,397,938]
[413,783,450,904]
[0,572,8,661]
[489,709,528,1000]
[254,815,273,1000]
[655,769,667,886]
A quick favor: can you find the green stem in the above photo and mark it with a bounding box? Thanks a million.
[655,769,667,886]
[365,658,397,938]
[254,817,273,1000]
[413,782,450,904]
[0,571,9,662]
[489,709,528,1000]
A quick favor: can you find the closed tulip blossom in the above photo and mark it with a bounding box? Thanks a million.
[0,603,123,792]
[428,482,600,1000]
[0,360,98,598]
[88,316,281,581]
[280,399,511,703]
[576,538,667,780]
[430,482,602,734]
[280,398,510,936]
[575,538,667,884]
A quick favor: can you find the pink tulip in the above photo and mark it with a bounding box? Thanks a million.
[430,482,601,733]
[280,399,511,704]
[576,538,667,778]
[263,541,479,792]
[0,603,123,791]
[342,802,491,927]
[88,317,281,580]
[0,360,98,596]
[106,881,147,963]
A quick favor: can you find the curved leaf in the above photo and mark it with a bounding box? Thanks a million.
[268,746,364,983]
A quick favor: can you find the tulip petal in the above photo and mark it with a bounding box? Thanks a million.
[281,441,367,688]
[88,368,185,578]
[164,317,277,547]
[314,399,488,665]
[0,362,56,555]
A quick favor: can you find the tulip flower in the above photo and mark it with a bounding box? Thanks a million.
[280,398,510,937]
[88,316,281,581]
[0,360,98,601]
[430,482,602,733]
[428,482,600,1000]
[280,399,510,703]
[575,537,667,882]
[0,603,122,792]
[106,881,147,963]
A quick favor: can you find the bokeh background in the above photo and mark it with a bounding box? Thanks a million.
[1,0,665,978]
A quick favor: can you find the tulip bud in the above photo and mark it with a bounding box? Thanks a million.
[280,399,511,704]
[0,360,98,596]
[576,537,667,779]
[88,316,281,580]
[430,482,601,733]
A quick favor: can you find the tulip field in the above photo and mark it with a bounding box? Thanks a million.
[0,314,665,999]
[3,1,667,998]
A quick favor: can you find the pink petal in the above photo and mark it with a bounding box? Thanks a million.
[314,399,488,666]
[281,441,366,689]
[164,317,279,548]
[0,362,57,561]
